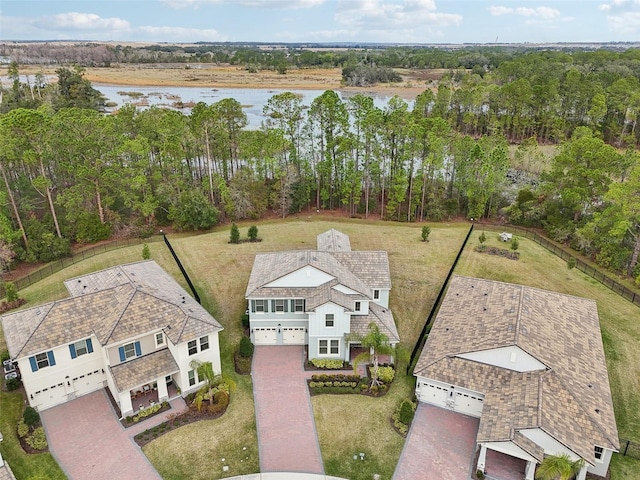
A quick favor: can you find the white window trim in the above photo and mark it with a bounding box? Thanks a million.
[373,289,380,300]
[594,446,604,463]
[74,339,89,356]
[355,301,361,312]
[318,338,340,356]
[123,342,137,360]
[254,299,267,313]
[35,352,50,369]
[325,314,335,328]
[155,332,165,348]
[188,339,198,356]
[199,335,209,351]
[294,299,305,312]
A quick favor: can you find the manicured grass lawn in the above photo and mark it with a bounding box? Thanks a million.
[456,230,640,479]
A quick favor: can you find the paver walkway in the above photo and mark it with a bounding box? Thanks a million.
[393,403,480,480]
[252,346,324,474]
[41,389,187,480]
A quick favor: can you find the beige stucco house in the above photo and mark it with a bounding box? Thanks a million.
[245,229,399,361]
[414,275,619,480]
[1,260,223,417]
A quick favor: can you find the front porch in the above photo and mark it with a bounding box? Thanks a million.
[482,449,528,480]
[348,346,392,377]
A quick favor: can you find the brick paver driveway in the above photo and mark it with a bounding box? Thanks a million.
[393,403,480,480]
[41,390,181,480]
[252,346,324,474]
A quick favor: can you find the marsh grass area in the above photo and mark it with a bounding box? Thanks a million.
[14,64,437,100]
[1,218,639,479]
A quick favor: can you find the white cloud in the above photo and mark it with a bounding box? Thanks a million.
[334,0,462,29]
[163,0,324,9]
[489,5,560,19]
[34,12,131,32]
[605,11,640,32]
[599,0,640,11]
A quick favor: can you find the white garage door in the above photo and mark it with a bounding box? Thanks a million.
[33,383,68,410]
[454,391,484,417]
[254,327,277,345]
[417,382,448,406]
[71,370,104,397]
[283,327,306,345]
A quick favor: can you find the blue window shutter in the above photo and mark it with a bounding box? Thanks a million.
[284,301,288,313]
[86,338,93,354]
[29,356,38,372]
[251,300,255,312]
[134,341,141,357]
[119,346,126,362]
[47,351,56,366]
[69,344,77,359]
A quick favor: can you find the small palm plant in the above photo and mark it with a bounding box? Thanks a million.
[535,453,584,480]
[189,360,236,412]
[353,322,404,387]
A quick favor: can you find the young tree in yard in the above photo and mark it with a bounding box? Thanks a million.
[479,232,487,245]
[510,237,519,252]
[353,323,396,387]
[230,223,240,244]
[534,454,584,480]
[247,225,258,242]
[188,360,236,412]
[142,244,151,260]
[421,225,431,242]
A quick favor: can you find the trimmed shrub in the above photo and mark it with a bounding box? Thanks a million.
[4,282,18,302]
[241,312,249,329]
[23,406,40,427]
[142,243,151,260]
[239,336,254,358]
[17,420,29,438]
[310,358,344,369]
[398,400,415,425]
[377,366,395,384]
[5,377,21,391]
[230,223,240,244]
[25,427,47,450]
[567,257,577,270]
[248,225,258,241]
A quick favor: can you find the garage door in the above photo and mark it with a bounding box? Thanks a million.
[454,391,484,417]
[254,327,277,345]
[71,370,104,397]
[283,327,306,345]
[417,382,448,406]
[32,383,69,410]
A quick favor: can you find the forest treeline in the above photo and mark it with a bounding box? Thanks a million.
[1,51,640,284]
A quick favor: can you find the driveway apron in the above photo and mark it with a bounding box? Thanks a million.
[252,346,324,474]
[393,403,480,480]
[41,389,175,480]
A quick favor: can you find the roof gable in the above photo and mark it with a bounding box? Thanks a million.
[265,265,334,288]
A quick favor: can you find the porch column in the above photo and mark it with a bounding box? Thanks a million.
[120,391,133,418]
[158,377,169,402]
[576,464,588,480]
[525,460,536,480]
[477,444,487,473]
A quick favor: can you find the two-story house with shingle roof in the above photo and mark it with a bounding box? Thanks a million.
[245,229,399,361]
[413,275,619,480]
[1,261,223,417]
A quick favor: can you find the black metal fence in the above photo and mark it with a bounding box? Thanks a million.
[619,438,640,460]
[407,223,474,374]
[4,236,162,296]
[479,224,640,308]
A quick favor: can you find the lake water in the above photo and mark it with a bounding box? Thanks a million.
[94,84,407,128]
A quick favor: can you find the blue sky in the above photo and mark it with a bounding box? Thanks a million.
[1,0,640,44]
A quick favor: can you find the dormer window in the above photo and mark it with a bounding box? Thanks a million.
[155,332,165,347]
[355,301,361,312]
[595,446,604,462]
[373,290,380,300]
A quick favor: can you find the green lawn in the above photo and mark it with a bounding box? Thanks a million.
[1,219,639,479]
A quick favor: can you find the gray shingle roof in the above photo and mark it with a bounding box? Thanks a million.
[414,275,619,465]
[351,302,400,343]
[2,261,223,358]
[317,229,352,252]
[109,348,179,393]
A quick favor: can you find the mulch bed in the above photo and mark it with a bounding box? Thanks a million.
[121,402,171,428]
[133,402,229,447]
[234,351,252,375]
[18,423,49,454]
[475,246,520,260]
